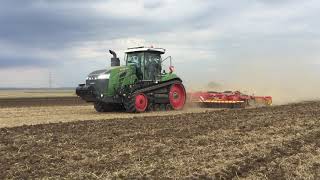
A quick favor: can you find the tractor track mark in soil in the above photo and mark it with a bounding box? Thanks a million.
[215,130,320,179]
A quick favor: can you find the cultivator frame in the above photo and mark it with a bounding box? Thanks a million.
[189,91,272,108]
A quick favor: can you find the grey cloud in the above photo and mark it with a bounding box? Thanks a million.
[0,55,56,69]
[0,0,319,90]
[0,0,218,49]
[143,0,165,9]
[0,0,222,74]
[257,0,300,6]
[0,4,141,49]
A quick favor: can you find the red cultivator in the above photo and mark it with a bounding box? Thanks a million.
[189,91,272,108]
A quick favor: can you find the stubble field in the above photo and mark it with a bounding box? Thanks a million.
[0,96,320,179]
[0,89,74,99]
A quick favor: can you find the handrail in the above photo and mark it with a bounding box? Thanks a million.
[161,56,172,66]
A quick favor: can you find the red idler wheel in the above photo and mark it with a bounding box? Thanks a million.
[169,83,186,110]
[135,93,148,112]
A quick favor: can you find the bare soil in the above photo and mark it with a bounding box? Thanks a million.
[1,101,320,179]
[0,105,216,128]
[0,97,86,108]
[0,90,74,99]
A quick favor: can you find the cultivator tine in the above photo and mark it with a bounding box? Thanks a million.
[195,101,246,108]
[190,91,272,109]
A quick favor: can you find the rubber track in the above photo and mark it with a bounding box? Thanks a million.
[133,79,181,96]
[94,102,105,112]
[124,79,182,112]
[124,98,136,113]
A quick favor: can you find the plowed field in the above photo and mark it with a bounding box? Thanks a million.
[1,101,320,179]
[0,97,85,108]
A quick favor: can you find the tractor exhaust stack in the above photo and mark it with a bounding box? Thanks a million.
[109,50,120,67]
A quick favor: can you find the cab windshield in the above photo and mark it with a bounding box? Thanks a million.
[126,52,161,65]
[126,51,162,80]
[126,52,144,67]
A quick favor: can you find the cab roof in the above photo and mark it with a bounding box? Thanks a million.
[124,46,165,54]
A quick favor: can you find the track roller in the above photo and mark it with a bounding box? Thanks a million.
[124,93,148,113]
[169,83,186,110]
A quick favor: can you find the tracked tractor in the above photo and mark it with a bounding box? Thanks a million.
[76,47,186,113]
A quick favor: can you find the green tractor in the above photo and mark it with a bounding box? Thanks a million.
[76,46,186,112]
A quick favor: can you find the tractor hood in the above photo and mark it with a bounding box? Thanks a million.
[85,69,110,98]
[87,69,110,80]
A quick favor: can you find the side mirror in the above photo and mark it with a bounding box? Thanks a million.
[169,66,174,73]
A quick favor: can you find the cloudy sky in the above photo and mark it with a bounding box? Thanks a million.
[0,0,319,101]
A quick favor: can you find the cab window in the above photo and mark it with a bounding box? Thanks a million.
[126,52,144,80]
[126,52,144,67]
[145,52,161,80]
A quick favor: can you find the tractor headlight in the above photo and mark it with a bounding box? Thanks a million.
[86,77,96,80]
[97,73,110,80]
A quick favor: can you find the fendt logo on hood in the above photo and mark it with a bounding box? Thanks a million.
[97,73,110,80]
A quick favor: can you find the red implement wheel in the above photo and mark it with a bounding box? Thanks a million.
[135,93,148,112]
[169,83,186,110]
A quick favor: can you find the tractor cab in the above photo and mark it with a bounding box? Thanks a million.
[125,47,165,81]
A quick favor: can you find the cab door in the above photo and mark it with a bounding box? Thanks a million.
[143,52,161,81]
[126,52,144,80]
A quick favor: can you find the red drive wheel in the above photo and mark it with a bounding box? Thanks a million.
[135,93,148,112]
[169,83,186,110]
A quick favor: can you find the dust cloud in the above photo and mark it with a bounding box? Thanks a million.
[186,63,320,105]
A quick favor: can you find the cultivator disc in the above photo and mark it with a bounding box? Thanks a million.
[195,100,246,108]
